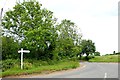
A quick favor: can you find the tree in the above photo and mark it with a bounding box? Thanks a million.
[94,51,100,56]
[2,0,83,61]
[2,0,57,60]
[55,19,82,59]
[80,39,96,60]
[113,51,116,54]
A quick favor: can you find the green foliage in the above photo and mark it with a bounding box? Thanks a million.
[2,59,20,72]
[2,0,83,61]
[79,56,94,61]
[113,51,116,54]
[2,0,57,60]
[23,62,33,70]
[115,52,120,55]
[2,36,19,60]
[105,52,120,56]
[2,59,79,77]
[80,39,96,60]
[94,51,100,56]
[55,19,82,59]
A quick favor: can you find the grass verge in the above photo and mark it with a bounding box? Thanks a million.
[89,55,119,62]
[2,60,79,77]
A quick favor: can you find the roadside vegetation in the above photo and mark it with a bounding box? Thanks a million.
[1,0,84,77]
[1,59,79,77]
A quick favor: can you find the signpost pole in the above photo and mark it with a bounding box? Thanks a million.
[21,48,23,69]
[18,48,30,69]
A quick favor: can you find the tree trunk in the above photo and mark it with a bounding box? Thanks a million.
[86,54,89,61]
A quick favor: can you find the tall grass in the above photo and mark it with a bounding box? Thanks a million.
[2,59,79,77]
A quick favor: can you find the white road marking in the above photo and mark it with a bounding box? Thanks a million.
[104,72,107,78]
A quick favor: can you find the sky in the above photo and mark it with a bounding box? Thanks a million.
[0,0,119,55]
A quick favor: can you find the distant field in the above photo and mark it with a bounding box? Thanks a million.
[89,55,119,62]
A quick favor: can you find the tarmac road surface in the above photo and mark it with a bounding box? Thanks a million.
[31,62,118,78]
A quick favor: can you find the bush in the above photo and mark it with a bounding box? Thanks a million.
[47,60,58,65]
[79,55,94,61]
[33,60,48,66]
[69,57,78,61]
[2,59,20,72]
[88,55,95,59]
[24,62,33,70]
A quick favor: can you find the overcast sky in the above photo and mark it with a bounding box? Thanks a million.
[0,0,119,55]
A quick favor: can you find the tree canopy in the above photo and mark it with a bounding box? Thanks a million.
[80,39,96,60]
[2,0,96,61]
[94,51,100,56]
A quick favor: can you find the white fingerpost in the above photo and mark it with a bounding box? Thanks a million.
[18,48,30,69]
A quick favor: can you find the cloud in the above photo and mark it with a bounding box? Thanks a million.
[80,16,118,54]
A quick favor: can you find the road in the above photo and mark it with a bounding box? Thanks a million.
[31,62,118,78]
